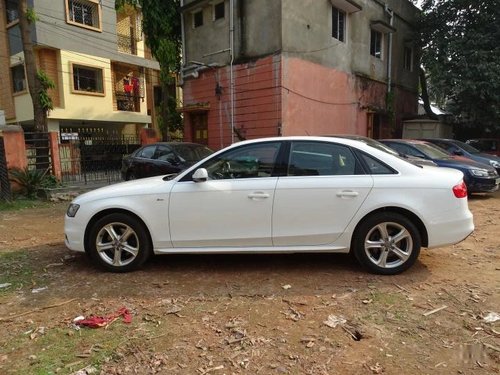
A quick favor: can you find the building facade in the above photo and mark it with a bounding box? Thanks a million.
[0,0,160,138]
[181,0,419,150]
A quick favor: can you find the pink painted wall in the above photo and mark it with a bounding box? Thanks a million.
[281,57,391,137]
[182,55,417,147]
[182,55,282,150]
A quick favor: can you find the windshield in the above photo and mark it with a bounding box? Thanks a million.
[413,142,451,159]
[172,144,213,162]
[453,140,480,154]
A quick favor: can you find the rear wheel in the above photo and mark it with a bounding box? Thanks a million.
[352,212,421,275]
[88,213,152,272]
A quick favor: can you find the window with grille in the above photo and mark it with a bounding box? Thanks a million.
[66,0,101,30]
[370,30,382,59]
[5,0,18,24]
[193,10,203,28]
[214,2,225,21]
[404,46,413,71]
[332,6,345,42]
[72,64,104,94]
[11,64,26,93]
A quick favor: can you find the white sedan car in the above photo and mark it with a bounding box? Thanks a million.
[65,136,474,275]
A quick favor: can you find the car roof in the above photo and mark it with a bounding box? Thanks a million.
[381,139,429,145]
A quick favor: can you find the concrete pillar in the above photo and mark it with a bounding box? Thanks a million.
[48,132,62,180]
[1,125,27,170]
[140,127,159,145]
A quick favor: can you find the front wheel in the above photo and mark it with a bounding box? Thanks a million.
[352,212,421,275]
[87,213,152,272]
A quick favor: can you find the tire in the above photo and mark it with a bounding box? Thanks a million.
[352,212,421,275]
[87,213,152,272]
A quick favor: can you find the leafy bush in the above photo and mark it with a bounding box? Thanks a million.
[9,167,58,199]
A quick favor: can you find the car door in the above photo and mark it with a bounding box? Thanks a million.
[169,141,283,248]
[272,141,373,246]
[134,145,157,178]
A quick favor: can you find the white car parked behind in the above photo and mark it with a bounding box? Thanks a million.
[65,136,474,275]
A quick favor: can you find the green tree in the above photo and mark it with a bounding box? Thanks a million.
[116,0,182,140]
[18,0,54,132]
[417,0,500,133]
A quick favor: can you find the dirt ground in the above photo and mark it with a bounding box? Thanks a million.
[0,192,499,375]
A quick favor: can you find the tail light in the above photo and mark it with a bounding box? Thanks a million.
[452,181,468,198]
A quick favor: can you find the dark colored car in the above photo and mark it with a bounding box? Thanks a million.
[380,139,500,194]
[332,135,437,167]
[121,142,213,180]
[421,138,500,175]
[465,138,500,157]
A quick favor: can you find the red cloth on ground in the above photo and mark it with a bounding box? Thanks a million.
[76,307,132,328]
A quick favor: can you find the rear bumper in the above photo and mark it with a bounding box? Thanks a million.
[426,208,474,248]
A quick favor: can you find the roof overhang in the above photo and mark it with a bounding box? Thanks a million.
[371,20,396,34]
[178,102,211,112]
[180,0,209,13]
[330,0,362,13]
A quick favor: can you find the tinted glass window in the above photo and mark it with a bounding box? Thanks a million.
[200,142,281,180]
[454,140,480,153]
[138,146,156,159]
[360,153,396,174]
[155,146,175,161]
[288,142,360,176]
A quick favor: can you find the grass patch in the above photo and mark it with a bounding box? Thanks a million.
[0,199,51,212]
[0,250,37,294]
[3,324,136,375]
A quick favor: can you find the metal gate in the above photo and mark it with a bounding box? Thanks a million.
[25,132,53,174]
[59,128,141,184]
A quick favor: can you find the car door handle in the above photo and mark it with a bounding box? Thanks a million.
[336,190,359,198]
[248,192,270,200]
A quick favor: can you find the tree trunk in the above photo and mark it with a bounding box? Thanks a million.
[419,67,438,121]
[161,81,170,141]
[18,0,47,132]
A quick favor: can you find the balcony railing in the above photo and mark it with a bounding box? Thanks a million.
[117,33,137,55]
[116,92,140,112]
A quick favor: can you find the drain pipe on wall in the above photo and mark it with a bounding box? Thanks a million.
[385,4,394,94]
[229,0,235,144]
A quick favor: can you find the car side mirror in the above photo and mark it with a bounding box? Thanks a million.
[453,150,464,156]
[192,168,208,182]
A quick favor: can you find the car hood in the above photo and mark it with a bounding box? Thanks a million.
[73,176,173,204]
[473,153,500,163]
[433,157,495,171]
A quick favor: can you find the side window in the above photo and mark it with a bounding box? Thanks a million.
[155,146,176,162]
[199,142,281,180]
[360,153,396,175]
[288,142,360,176]
[138,145,156,159]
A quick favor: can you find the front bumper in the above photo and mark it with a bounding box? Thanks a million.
[467,176,500,193]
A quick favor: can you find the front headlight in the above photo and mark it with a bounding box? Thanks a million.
[66,203,80,217]
[489,160,500,168]
[469,168,489,177]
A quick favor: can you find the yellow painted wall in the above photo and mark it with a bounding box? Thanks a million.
[11,50,152,125]
[49,51,150,124]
